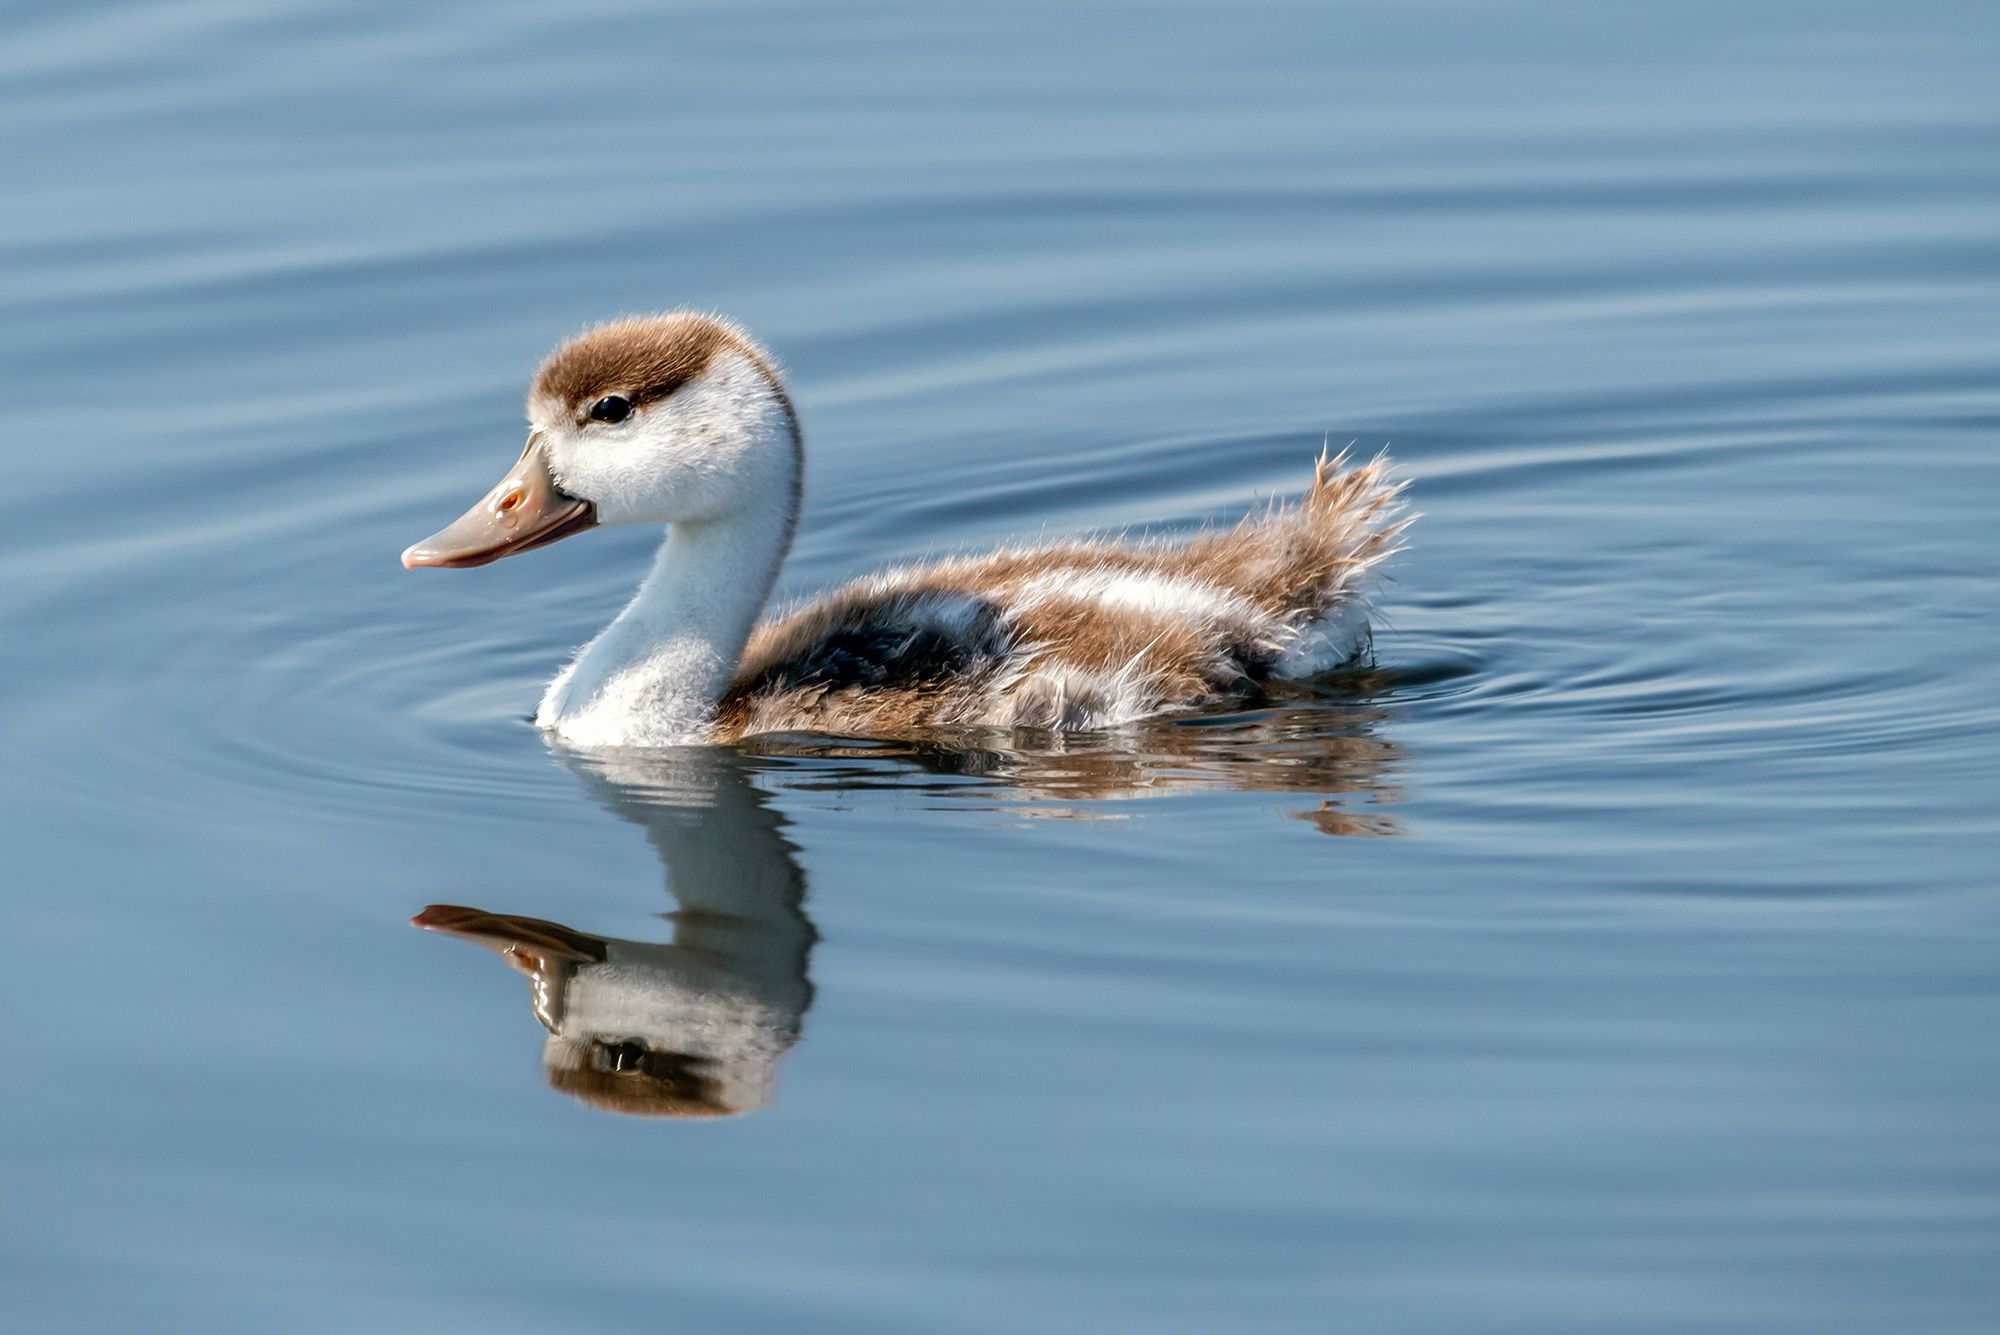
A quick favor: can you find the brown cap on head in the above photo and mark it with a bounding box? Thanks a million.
[531,312,782,419]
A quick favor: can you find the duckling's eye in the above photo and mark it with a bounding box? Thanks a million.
[588,394,632,424]
[599,1040,647,1072]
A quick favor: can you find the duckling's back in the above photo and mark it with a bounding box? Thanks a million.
[716,452,1407,739]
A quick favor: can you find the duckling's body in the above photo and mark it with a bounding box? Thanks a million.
[404,313,1407,748]
[717,454,1399,740]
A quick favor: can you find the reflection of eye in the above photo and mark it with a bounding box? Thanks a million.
[588,394,632,424]
[599,1040,647,1072]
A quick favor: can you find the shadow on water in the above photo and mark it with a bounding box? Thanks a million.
[414,692,1410,1121]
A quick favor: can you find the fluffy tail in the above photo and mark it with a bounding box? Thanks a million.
[1307,446,1409,571]
[1187,448,1408,626]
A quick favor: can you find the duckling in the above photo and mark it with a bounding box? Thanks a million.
[404,313,1408,748]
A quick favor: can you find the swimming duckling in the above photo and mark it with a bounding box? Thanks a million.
[404,313,1407,747]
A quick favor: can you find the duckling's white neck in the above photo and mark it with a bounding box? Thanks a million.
[537,485,797,748]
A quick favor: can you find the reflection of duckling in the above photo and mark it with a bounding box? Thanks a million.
[403,313,1409,746]
[747,696,1409,835]
[415,748,813,1118]
[412,904,806,1117]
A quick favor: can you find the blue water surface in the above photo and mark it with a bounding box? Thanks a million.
[3,2,1998,1331]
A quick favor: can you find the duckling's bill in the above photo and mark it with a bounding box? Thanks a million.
[401,434,596,570]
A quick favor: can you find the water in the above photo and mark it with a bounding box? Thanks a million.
[4,2,1998,1329]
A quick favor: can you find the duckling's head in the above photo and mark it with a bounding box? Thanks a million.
[403,312,799,569]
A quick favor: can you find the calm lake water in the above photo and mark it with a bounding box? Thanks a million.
[4,2,1998,1330]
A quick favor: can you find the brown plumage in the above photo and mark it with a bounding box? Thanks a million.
[714,451,1407,740]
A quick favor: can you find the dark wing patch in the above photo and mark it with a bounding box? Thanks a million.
[732,593,1015,699]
